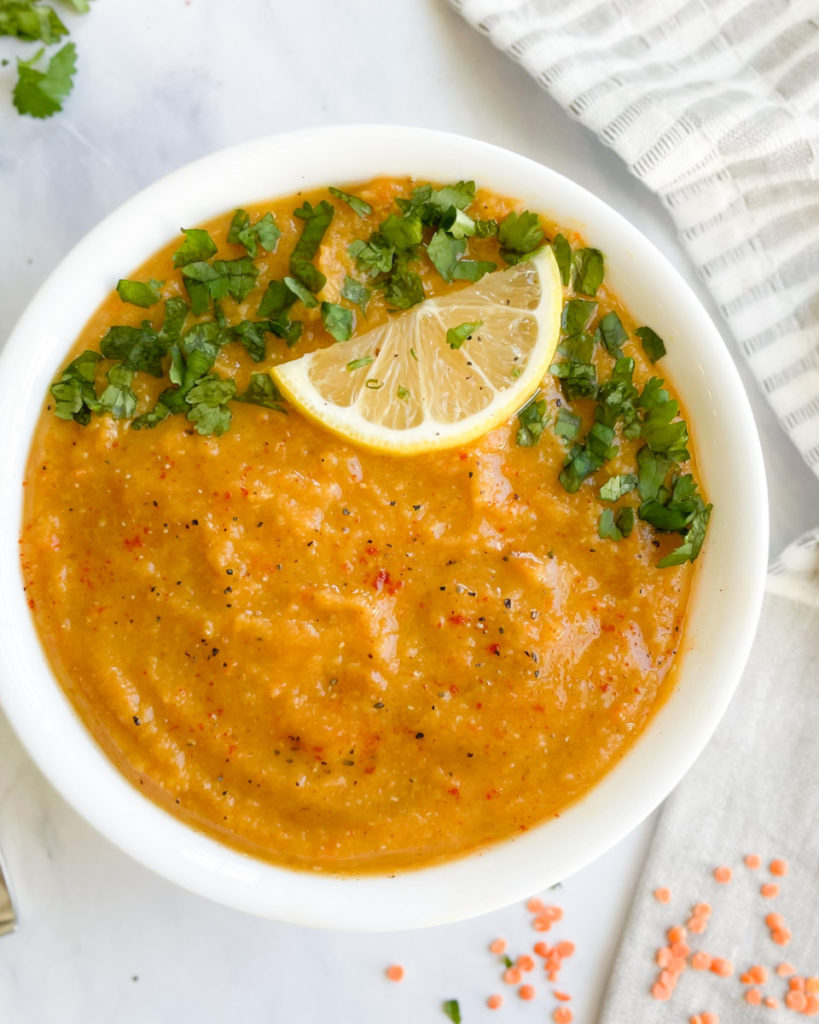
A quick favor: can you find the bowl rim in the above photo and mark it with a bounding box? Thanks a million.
[0,124,768,930]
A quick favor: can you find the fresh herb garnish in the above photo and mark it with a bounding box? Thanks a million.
[498,210,544,264]
[554,407,581,441]
[596,311,628,358]
[442,999,462,1024]
[116,278,163,308]
[185,376,236,436]
[0,3,68,43]
[600,474,638,502]
[572,248,604,296]
[321,302,354,342]
[235,373,286,412]
[341,275,370,314]
[227,209,281,258]
[290,200,334,293]
[516,394,550,447]
[397,385,409,401]
[13,40,76,118]
[328,186,372,219]
[173,228,218,268]
[553,233,572,286]
[283,275,318,309]
[636,325,667,363]
[347,356,374,371]
[445,320,482,351]
[50,349,101,424]
[181,257,259,310]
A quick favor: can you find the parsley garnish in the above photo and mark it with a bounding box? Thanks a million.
[328,186,372,219]
[0,3,67,43]
[442,999,462,1024]
[13,40,76,118]
[116,278,163,308]
[445,320,482,350]
[321,302,354,342]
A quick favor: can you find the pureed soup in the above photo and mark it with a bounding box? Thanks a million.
[20,179,710,874]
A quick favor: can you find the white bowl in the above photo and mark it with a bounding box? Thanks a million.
[0,126,768,930]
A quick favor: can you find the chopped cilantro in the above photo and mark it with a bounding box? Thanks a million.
[616,506,635,537]
[550,357,597,401]
[341,275,370,314]
[442,999,462,1024]
[445,320,482,350]
[427,230,464,283]
[554,407,581,441]
[185,375,236,436]
[13,41,76,118]
[397,385,409,401]
[573,247,604,296]
[553,233,571,285]
[636,325,667,363]
[365,378,383,390]
[157,298,188,345]
[348,236,394,275]
[380,212,423,251]
[97,363,137,419]
[257,279,297,319]
[559,421,616,493]
[561,298,597,335]
[321,302,353,342]
[516,394,549,446]
[639,379,690,461]
[636,446,670,501]
[50,349,101,423]
[498,210,544,264]
[182,257,259,309]
[227,209,281,258]
[599,507,623,540]
[116,278,163,308]
[235,373,285,412]
[380,260,424,311]
[172,228,217,268]
[99,323,166,377]
[230,320,269,362]
[283,275,318,309]
[0,3,68,43]
[328,186,372,219]
[658,504,711,567]
[596,312,628,358]
[474,218,498,238]
[600,474,638,502]
[290,200,334,293]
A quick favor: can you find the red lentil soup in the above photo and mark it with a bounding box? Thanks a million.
[20,178,703,873]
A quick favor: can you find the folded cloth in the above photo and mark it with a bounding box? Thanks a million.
[599,530,819,1021]
[449,0,819,476]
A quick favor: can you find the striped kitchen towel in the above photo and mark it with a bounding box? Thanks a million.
[449,0,819,474]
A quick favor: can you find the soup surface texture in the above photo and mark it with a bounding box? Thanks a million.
[21,179,701,873]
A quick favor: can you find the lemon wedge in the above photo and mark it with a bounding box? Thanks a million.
[272,246,563,455]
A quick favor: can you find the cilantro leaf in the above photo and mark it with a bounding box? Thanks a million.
[182,258,259,306]
[599,507,623,540]
[283,275,318,309]
[559,421,616,493]
[290,200,334,293]
[474,218,498,238]
[341,275,370,314]
[231,320,269,362]
[636,446,671,501]
[553,233,571,286]
[97,363,137,419]
[657,504,711,567]
[13,41,76,118]
[640,381,690,461]
[328,186,372,219]
[596,357,639,434]
[636,325,667,363]
[596,312,628,358]
[321,302,354,342]
[100,323,166,376]
[616,506,635,537]
[349,236,394,275]
[516,395,550,446]
[157,298,188,345]
[130,402,170,431]
[451,258,495,282]
[173,228,217,268]
[427,231,464,282]
[554,407,581,441]
[185,375,236,436]
[0,3,68,43]
[573,248,604,296]
[600,474,637,502]
[266,315,303,348]
[380,259,424,311]
[498,210,544,264]
[227,209,281,258]
[446,320,482,350]
[116,278,163,308]
[561,298,597,335]
[236,373,286,412]
[50,349,101,423]
[380,212,423,251]
[550,356,597,401]
[62,0,91,10]
[442,999,462,1024]
[257,280,297,319]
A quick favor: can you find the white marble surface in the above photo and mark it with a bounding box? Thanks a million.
[1,2,817,1022]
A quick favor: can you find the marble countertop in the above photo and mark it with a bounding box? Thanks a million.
[2,2,817,1021]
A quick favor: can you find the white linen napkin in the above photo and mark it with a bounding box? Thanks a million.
[449,0,819,477]
[598,530,819,1021]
